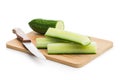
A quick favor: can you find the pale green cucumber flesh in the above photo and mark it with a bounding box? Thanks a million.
[29,19,64,34]
[55,21,64,30]
[48,42,96,54]
[45,28,91,46]
[36,37,69,49]
[36,38,49,48]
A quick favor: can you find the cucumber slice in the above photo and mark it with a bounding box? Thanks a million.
[45,28,91,46]
[47,42,96,54]
[36,37,69,49]
[29,19,64,34]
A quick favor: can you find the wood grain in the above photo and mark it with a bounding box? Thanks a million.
[6,32,113,68]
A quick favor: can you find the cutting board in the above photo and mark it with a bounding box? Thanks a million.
[6,32,113,68]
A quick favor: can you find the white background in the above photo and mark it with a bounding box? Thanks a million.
[0,0,120,80]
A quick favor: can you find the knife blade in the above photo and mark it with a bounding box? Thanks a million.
[12,28,46,60]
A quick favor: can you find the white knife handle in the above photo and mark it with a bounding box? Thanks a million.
[13,28,31,42]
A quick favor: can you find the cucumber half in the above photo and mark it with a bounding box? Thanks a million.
[47,42,97,54]
[45,28,91,46]
[29,19,64,34]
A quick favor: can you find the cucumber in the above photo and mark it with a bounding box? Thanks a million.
[45,28,91,46]
[29,19,64,34]
[47,42,96,54]
[36,37,69,49]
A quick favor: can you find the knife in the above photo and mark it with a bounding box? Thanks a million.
[12,28,46,60]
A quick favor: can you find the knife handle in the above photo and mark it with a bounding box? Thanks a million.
[13,28,31,42]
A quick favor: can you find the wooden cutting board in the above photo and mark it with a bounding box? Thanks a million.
[6,32,113,68]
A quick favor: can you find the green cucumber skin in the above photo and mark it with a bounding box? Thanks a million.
[47,42,96,54]
[29,19,64,34]
[36,37,69,49]
[45,28,91,46]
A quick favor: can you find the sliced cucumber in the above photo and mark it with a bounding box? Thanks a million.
[29,19,64,34]
[47,42,96,54]
[45,28,91,46]
[36,37,69,49]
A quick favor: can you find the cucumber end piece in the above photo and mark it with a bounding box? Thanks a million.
[28,19,64,34]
